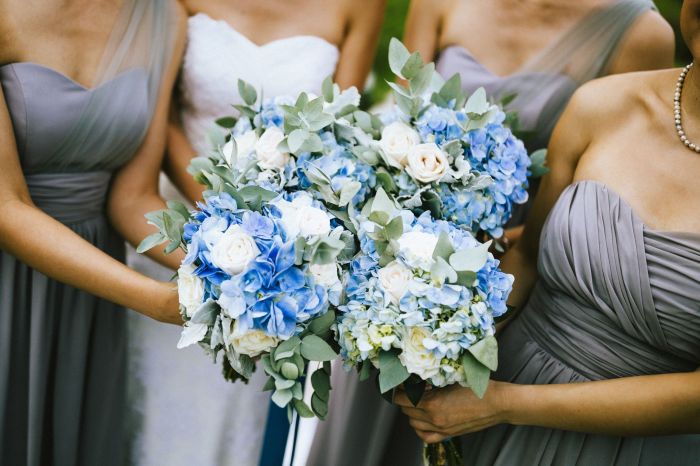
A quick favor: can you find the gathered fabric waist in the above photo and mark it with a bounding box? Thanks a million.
[515,282,696,380]
[25,171,112,225]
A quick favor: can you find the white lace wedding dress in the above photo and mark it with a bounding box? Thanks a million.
[126,13,339,466]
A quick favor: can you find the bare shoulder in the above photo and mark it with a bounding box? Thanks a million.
[608,9,675,73]
[344,0,386,24]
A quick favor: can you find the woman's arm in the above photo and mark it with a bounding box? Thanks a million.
[107,5,188,270]
[163,104,204,204]
[333,0,385,90]
[0,89,179,323]
[403,0,446,62]
[396,370,700,443]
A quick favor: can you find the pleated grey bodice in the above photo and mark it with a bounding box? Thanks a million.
[520,180,700,380]
[459,180,700,465]
[0,63,148,224]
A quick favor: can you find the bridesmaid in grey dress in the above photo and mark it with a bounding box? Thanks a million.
[307,2,675,466]
[0,1,186,464]
[397,2,700,463]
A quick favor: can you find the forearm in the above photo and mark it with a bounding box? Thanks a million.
[0,199,178,320]
[108,191,184,270]
[503,372,700,436]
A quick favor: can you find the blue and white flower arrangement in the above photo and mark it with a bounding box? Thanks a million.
[139,189,355,419]
[192,78,378,214]
[334,188,514,465]
[352,39,546,238]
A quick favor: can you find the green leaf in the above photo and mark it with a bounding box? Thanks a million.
[238,186,278,204]
[293,399,315,418]
[338,181,361,207]
[307,309,335,337]
[310,236,345,265]
[275,336,301,358]
[262,377,276,392]
[388,38,411,78]
[384,215,404,241]
[386,81,411,99]
[401,52,424,80]
[432,231,455,261]
[321,75,334,102]
[311,392,329,419]
[439,73,462,103]
[300,335,337,362]
[464,87,490,115]
[271,388,293,408]
[288,129,310,154]
[375,170,397,193]
[529,148,549,178]
[311,369,331,402]
[378,350,410,393]
[468,335,498,371]
[136,232,166,253]
[461,352,490,399]
[430,256,458,285]
[370,187,395,218]
[409,63,434,96]
[281,361,300,380]
[167,200,191,220]
[215,116,237,128]
[449,240,491,272]
[237,79,257,106]
[275,378,296,390]
[359,359,372,381]
[456,270,478,287]
[301,132,324,152]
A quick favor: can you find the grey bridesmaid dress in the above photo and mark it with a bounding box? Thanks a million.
[0,2,176,464]
[461,180,700,465]
[307,2,683,465]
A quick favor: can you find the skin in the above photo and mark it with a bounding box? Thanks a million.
[0,0,188,323]
[397,0,700,445]
[165,0,386,203]
[404,0,675,244]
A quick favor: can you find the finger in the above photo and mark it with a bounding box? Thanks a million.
[408,417,440,432]
[400,405,433,422]
[394,390,420,408]
[416,430,447,444]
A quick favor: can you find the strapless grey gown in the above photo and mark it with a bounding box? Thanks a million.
[460,180,700,465]
[0,63,149,466]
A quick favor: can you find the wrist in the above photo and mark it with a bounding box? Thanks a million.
[493,381,535,426]
[155,280,181,324]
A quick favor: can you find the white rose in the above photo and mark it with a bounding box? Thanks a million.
[177,264,205,318]
[229,321,278,357]
[377,261,413,305]
[397,231,439,270]
[379,121,421,169]
[210,225,260,275]
[309,263,340,287]
[297,205,332,237]
[399,327,441,380]
[223,130,259,167]
[406,143,449,183]
[254,126,290,170]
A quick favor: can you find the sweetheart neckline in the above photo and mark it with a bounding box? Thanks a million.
[568,180,700,240]
[190,12,339,53]
[0,62,143,92]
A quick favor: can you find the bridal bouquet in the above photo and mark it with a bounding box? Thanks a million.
[354,39,545,238]
[138,189,354,420]
[335,188,513,465]
[194,78,377,212]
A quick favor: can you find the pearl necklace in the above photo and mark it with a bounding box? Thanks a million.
[674,63,700,153]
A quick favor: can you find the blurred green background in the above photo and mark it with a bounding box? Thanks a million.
[366,0,688,106]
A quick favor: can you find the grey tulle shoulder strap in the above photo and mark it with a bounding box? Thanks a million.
[48,0,179,170]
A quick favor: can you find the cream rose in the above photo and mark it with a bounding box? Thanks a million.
[210,225,260,276]
[297,205,332,237]
[229,321,279,357]
[255,126,290,170]
[377,261,413,305]
[397,231,439,271]
[406,143,449,183]
[379,121,421,169]
[177,264,205,318]
[309,263,340,287]
[273,193,331,238]
[399,326,441,380]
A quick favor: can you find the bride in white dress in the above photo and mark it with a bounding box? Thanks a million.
[126,1,384,465]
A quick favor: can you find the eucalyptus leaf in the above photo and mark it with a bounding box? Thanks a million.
[432,231,456,261]
[401,52,424,80]
[293,399,315,418]
[237,79,257,106]
[375,170,398,193]
[449,240,491,272]
[431,256,458,285]
[311,369,331,401]
[439,73,462,103]
[468,335,498,371]
[311,393,329,419]
[464,87,490,116]
[238,186,278,204]
[359,359,372,381]
[529,148,550,178]
[300,335,337,362]
[281,362,300,380]
[461,352,490,399]
[384,216,404,240]
[338,181,361,207]
[215,116,236,128]
[409,62,434,96]
[275,378,296,390]
[271,388,293,407]
[307,309,335,337]
[288,129,310,154]
[321,75,334,102]
[378,350,410,393]
[388,38,411,78]
[137,232,166,253]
